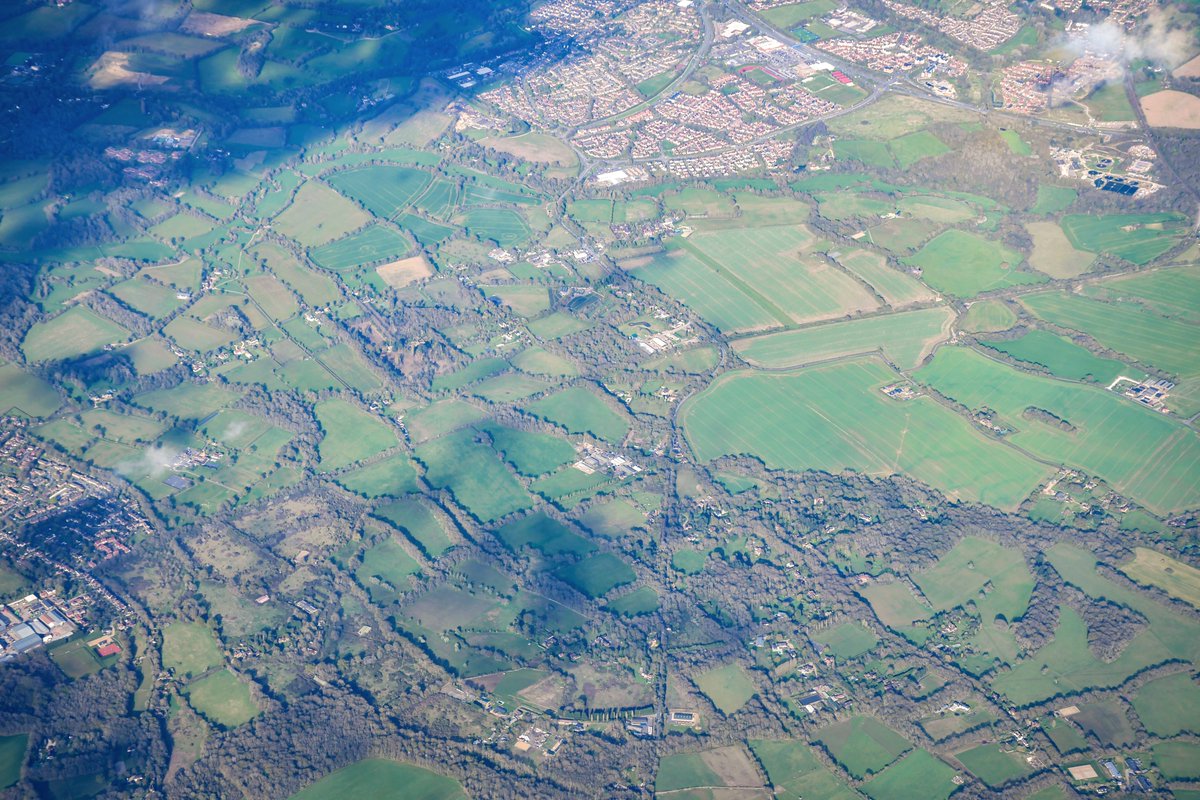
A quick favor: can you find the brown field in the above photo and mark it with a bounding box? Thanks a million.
[181,11,260,36]
[1026,221,1095,278]
[518,674,570,709]
[1174,54,1200,78]
[1141,90,1200,129]
[1120,547,1200,609]
[377,255,432,287]
[700,745,765,788]
[89,52,171,89]
[480,133,578,167]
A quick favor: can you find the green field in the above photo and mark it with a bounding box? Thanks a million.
[693,663,756,714]
[431,358,508,393]
[484,284,550,317]
[914,536,1033,619]
[554,553,635,597]
[982,330,1126,384]
[308,224,412,270]
[834,249,934,307]
[813,622,878,660]
[607,586,659,616]
[273,181,374,247]
[750,739,858,800]
[526,387,629,443]
[375,498,453,558]
[815,716,910,778]
[1120,548,1200,609]
[289,759,466,800]
[459,207,532,247]
[760,0,839,27]
[1153,740,1200,781]
[1086,264,1200,321]
[577,499,648,539]
[480,422,575,476]
[315,399,397,472]
[733,307,952,370]
[108,275,186,318]
[682,359,1051,510]
[1133,671,1200,737]
[472,372,548,403]
[513,347,578,377]
[630,227,877,333]
[0,363,60,417]
[903,229,1043,297]
[324,165,431,220]
[405,400,486,443]
[415,429,533,522]
[1061,212,1186,265]
[955,743,1031,787]
[161,622,223,678]
[1027,221,1095,278]
[861,750,958,800]
[355,535,421,601]
[1031,184,1076,215]
[186,669,259,728]
[23,306,129,362]
[889,130,950,167]
[917,346,1200,514]
[0,734,27,790]
[335,454,419,498]
[495,512,595,556]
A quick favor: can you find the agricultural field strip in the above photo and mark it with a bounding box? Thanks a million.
[675,236,794,328]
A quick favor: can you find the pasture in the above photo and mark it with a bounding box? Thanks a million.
[481,132,577,167]
[336,454,419,498]
[1120,547,1200,609]
[656,746,766,796]
[23,306,129,363]
[324,165,431,220]
[914,536,1033,619]
[309,224,411,270]
[355,536,420,602]
[0,364,60,417]
[1087,264,1200,321]
[733,306,953,370]
[405,400,486,443]
[681,359,1051,510]
[917,346,1200,515]
[813,622,877,659]
[161,622,223,678]
[415,429,533,522]
[289,760,466,800]
[815,716,910,778]
[693,663,756,714]
[272,182,374,247]
[954,743,1031,787]
[919,707,996,741]
[133,382,240,420]
[375,498,454,558]
[108,276,186,318]
[982,330,1126,384]
[472,372,548,403]
[554,553,635,597]
[495,512,594,556]
[1031,184,1076,215]
[163,316,237,352]
[1061,212,1186,265]
[903,229,1042,297]
[526,387,629,442]
[834,249,934,307]
[859,581,932,631]
[1133,671,1200,737]
[861,750,958,800]
[607,586,659,616]
[960,299,1017,332]
[480,422,575,476]
[513,347,578,376]
[244,274,298,321]
[314,399,397,473]
[484,284,549,317]
[749,739,858,800]
[257,243,341,306]
[1026,221,1095,278]
[459,208,532,247]
[1153,741,1200,781]
[888,130,950,167]
[576,498,648,539]
[186,669,259,728]
[0,734,27,790]
[431,358,508,393]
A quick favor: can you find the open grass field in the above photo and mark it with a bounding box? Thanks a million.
[1073,701,1136,745]
[459,208,532,247]
[526,387,629,443]
[633,226,878,333]
[656,745,766,796]
[861,750,958,800]
[375,498,454,558]
[859,581,932,631]
[405,400,486,443]
[761,0,837,26]
[315,399,397,473]
[1153,740,1200,781]
[432,358,508,393]
[1134,671,1200,737]
[257,243,342,306]
[1031,184,1076,215]
[607,586,659,616]
[993,544,1200,705]
[513,347,578,377]
[889,130,950,167]
[954,743,1032,787]
[133,381,240,420]
[1061,212,1186,265]
[903,229,1043,297]
[813,622,877,659]
[526,311,592,340]
[1026,221,1095,278]
[982,330,1126,384]
[1120,548,1200,609]
[335,454,419,498]
[495,512,595,556]
[681,359,1051,510]
[815,716,910,778]
[472,372,548,403]
[0,734,26,790]
[577,498,648,539]
[732,306,953,370]
[481,132,577,167]
[1039,715,1087,754]
[163,316,238,353]
[919,707,996,741]
[415,429,533,522]
[0,364,59,417]
[554,553,636,597]
[161,622,223,678]
[693,663,756,714]
[289,759,466,800]
[835,139,895,168]
[108,275,186,318]
[23,306,129,363]
[480,422,574,476]
[324,165,432,219]
[834,249,934,307]
[484,284,549,317]
[1086,264,1200,321]
[1021,291,1198,379]
[244,274,298,321]
[914,536,1033,619]
[273,181,374,247]
[917,346,1200,515]
[186,669,259,728]
[749,739,858,800]
[308,224,411,270]
[355,536,420,602]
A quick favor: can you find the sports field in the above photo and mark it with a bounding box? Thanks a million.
[903,229,1043,297]
[289,759,466,800]
[733,307,953,370]
[693,663,756,714]
[917,346,1200,514]
[315,399,397,472]
[1060,212,1186,265]
[1119,548,1200,609]
[23,306,129,362]
[749,739,858,800]
[814,716,909,778]
[681,359,1050,509]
